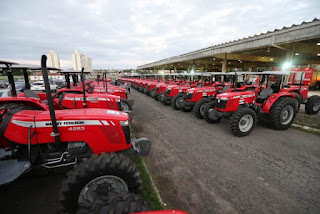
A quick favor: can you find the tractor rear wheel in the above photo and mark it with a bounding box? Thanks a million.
[77,190,149,214]
[203,101,221,123]
[121,99,133,111]
[305,95,320,115]
[59,153,142,214]
[171,93,183,110]
[194,98,210,119]
[269,97,297,130]
[229,107,257,137]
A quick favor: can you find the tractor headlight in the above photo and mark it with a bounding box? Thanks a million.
[220,97,228,101]
[116,99,120,102]
[120,120,129,126]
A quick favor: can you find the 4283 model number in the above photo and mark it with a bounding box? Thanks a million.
[68,127,85,131]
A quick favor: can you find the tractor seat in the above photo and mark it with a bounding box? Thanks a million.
[23,89,40,99]
[218,85,231,93]
[271,83,280,93]
[257,88,273,100]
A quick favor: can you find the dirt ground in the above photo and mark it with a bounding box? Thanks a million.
[131,89,320,214]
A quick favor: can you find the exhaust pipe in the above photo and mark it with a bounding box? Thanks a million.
[41,55,60,144]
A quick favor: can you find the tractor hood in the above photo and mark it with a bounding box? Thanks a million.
[186,87,216,93]
[35,109,129,123]
[64,93,120,101]
[217,91,255,99]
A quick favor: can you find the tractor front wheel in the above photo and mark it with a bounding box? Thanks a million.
[59,153,142,214]
[203,101,221,123]
[269,97,297,130]
[121,99,133,111]
[171,93,183,110]
[194,98,210,119]
[229,107,257,137]
[305,95,320,115]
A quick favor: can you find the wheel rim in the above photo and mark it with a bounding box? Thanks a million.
[175,98,180,108]
[313,100,320,111]
[200,104,206,116]
[121,102,129,111]
[280,105,294,125]
[239,114,253,132]
[78,175,128,204]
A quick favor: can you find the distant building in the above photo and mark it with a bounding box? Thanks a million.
[47,50,61,70]
[72,50,93,72]
[30,72,63,81]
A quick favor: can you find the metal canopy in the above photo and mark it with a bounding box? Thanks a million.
[0,60,18,65]
[59,69,91,74]
[0,64,60,70]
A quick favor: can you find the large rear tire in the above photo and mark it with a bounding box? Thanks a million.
[305,95,320,115]
[269,97,297,130]
[59,153,142,214]
[77,191,149,214]
[194,98,210,119]
[229,107,257,137]
[203,101,221,123]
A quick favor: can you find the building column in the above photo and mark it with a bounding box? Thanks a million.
[174,66,177,73]
[222,53,227,73]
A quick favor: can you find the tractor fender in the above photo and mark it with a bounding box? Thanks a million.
[262,92,295,113]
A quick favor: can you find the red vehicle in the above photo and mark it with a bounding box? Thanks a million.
[289,68,320,89]
[159,84,191,105]
[204,71,299,137]
[0,57,151,214]
[59,70,133,111]
[282,70,320,114]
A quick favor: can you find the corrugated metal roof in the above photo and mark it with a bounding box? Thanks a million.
[139,18,320,68]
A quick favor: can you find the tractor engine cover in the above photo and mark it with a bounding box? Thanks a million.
[60,93,120,110]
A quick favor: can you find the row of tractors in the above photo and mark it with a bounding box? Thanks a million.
[0,57,187,214]
[119,71,320,137]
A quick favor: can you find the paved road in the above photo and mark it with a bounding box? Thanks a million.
[131,89,320,214]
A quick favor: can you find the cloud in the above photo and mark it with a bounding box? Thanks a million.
[0,0,319,69]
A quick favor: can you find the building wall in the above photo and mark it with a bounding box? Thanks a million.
[47,50,61,69]
[72,50,93,72]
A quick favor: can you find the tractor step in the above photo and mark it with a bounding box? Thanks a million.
[0,159,31,185]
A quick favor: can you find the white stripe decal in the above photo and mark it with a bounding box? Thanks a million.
[101,120,110,125]
[110,121,115,126]
[12,120,103,128]
[64,97,111,101]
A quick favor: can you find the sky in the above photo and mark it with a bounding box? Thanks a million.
[0,0,319,69]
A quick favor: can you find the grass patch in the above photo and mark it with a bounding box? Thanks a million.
[130,123,164,210]
[131,156,165,210]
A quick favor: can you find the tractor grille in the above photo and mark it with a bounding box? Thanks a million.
[216,100,227,109]
[185,93,193,100]
[122,126,131,145]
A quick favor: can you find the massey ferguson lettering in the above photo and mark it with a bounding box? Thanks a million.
[45,121,85,126]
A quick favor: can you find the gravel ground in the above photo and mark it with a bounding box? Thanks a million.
[131,89,320,214]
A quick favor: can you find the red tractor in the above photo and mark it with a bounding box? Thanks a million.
[203,71,298,137]
[176,72,236,114]
[281,70,320,115]
[0,57,151,213]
